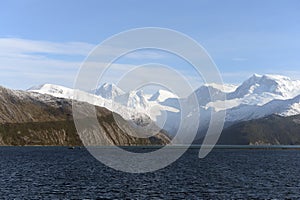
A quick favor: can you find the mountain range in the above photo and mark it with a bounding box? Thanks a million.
[1,73,300,145]
[0,86,170,146]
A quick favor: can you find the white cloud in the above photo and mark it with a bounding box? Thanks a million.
[0,38,171,89]
[0,38,93,89]
[5,37,285,91]
[0,38,95,56]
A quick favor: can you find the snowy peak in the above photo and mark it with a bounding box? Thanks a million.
[26,73,300,137]
[116,90,149,109]
[128,90,148,108]
[28,83,61,92]
[94,83,125,99]
[28,84,74,99]
[230,74,300,99]
[193,85,226,106]
[149,89,179,102]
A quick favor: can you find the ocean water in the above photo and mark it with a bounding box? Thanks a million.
[0,147,300,199]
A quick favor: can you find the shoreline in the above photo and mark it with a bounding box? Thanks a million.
[1,145,300,150]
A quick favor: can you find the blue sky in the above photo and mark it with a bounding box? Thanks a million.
[0,0,300,89]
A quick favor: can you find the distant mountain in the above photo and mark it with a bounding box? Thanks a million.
[222,75,300,123]
[0,86,170,146]
[28,83,75,99]
[28,83,180,135]
[194,74,300,123]
[28,74,300,144]
[229,74,300,100]
[29,84,155,128]
[115,90,149,109]
[192,85,226,106]
[217,114,300,145]
[225,94,300,122]
[93,83,125,99]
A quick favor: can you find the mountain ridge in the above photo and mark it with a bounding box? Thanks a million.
[217,114,300,145]
[26,73,300,144]
[0,86,170,146]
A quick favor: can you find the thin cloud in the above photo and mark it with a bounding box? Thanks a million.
[0,37,175,89]
[0,38,95,56]
[124,51,166,59]
[232,57,248,62]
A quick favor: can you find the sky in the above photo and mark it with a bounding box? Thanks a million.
[0,0,300,90]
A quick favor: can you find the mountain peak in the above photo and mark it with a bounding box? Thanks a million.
[248,74,292,83]
[28,83,72,91]
[95,83,124,99]
[230,74,300,99]
[27,83,50,91]
[28,83,74,98]
[252,73,262,78]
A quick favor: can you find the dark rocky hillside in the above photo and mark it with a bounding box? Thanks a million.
[0,86,170,146]
[217,114,300,145]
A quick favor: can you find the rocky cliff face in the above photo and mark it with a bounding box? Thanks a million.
[0,86,170,146]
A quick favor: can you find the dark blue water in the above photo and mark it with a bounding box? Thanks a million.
[0,147,300,199]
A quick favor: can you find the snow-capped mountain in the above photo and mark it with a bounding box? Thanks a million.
[205,74,300,111]
[0,85,170,146]
[205,74,300,123]
[115,90,149,109]
[193,85,227,106]
[225,94,300,122]
[29,84,75,99]
[93,83,125,99]
[28,83,180,134]
[28,74,300,137]
[28,84,148,126]
[229,74,300,103]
